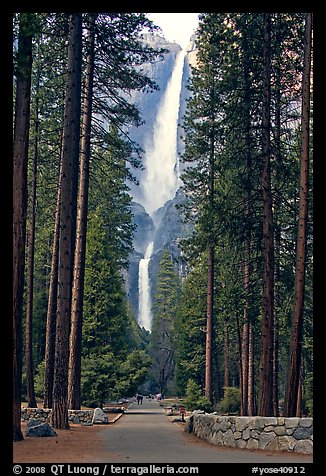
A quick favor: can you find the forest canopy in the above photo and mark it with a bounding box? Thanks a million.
[13,12,312,442]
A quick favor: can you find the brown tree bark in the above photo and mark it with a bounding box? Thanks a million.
[247,321,255,415]
[241,239,250,415]
[25,93,39,410]
[272,58,282,418]
[43,152,62,409]
[205,246,214,402]
[13,13,34,441]
[284,13,312,417]
[258,13,275,417]
[68,14,96,410]
[240,21,254,416]
[52,13,82,429]
[204,90,216,403]
[223,322,230,388]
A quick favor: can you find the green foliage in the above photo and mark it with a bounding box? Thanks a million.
[81,349,116,407]
[34,360,46,400]
[217,387,241,415]
[81,209,149,405]
[150,249,181,394]
[174,258,207,395]
[16,13,163,407]
[302,372,313,417]
[14,12,313,418]
[177,12,313,414]
[183,379,213,413]
[115,350,152,397]
[81,349,151,407]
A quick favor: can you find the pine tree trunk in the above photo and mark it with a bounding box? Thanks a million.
[13,13,33,441]
[205,113,215,403]
[52,13,82,429]
[241,23,253,417]
[247,321,255,415]
[43,152,62,409]
[285,12,312,417]
[223,323,230,388]
[68,14,96,410]
[273,59,281,418]
[25,100,39,410]
[241,249,250,415]
[241,319,249,415]
[258,13,275,417]
[205,246,214,402]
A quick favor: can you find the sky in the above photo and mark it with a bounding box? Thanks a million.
[147,13,199,49]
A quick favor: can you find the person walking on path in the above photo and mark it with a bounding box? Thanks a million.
[136,394,143,404]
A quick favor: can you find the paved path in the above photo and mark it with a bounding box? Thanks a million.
[95,399,313,463]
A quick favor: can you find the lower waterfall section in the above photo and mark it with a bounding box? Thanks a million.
[138,242,154,331]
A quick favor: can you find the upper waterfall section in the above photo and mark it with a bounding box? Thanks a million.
[141,48,185,216]
[126,33,196,212]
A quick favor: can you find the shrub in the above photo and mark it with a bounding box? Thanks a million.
[217,386,241,414]
[183,379,213,413]
[34,360,46,400]
[302,372,313,416]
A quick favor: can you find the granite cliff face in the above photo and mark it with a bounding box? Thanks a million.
[125,33,197,323]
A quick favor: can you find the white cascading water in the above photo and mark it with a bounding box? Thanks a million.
[138,241,154,330]
[142,49,185,216]
[137,49,185,331]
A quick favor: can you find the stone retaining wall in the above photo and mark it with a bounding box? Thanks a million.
[21,408,94,425]
[21,406,126,425]
[187,414,313,454]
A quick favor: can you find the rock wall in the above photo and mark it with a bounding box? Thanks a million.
[21,408,94,426]
[21,407,124,426]
[187,414,313,455]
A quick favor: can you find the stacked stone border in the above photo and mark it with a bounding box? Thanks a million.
[21,407,125,426]
[185,414,313,455]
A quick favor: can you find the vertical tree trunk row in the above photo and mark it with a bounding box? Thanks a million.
[285,12,312,417]
[258,13,275,417]
[52,13,82,429]
[43,152,62,409]
[13,13,34,441]
[68,13,96,410]
[25,93,39,410]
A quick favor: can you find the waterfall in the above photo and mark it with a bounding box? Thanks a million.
[137,49,185,331]
[138,242,154,330]
[142,49,185,216]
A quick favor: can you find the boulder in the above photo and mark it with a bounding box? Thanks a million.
[26,422,56,437]
[293,425,313,440]
[184,415,193,433]
[294,439,313,454]
[92,407,109,424]
[27,418,40,429]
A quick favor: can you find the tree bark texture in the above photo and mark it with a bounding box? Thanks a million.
[68,14,96,410]
[43,153,62,409]
[204,115,215,403]
[285,12,312,417]
[205,246,214,402]
[25,100,39,409]
[240,23,254,416]
[52,13,82,429]
[258,13,275,417]
[223,323,230,388]
[247,321,255,415]
[13,13,33,441]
